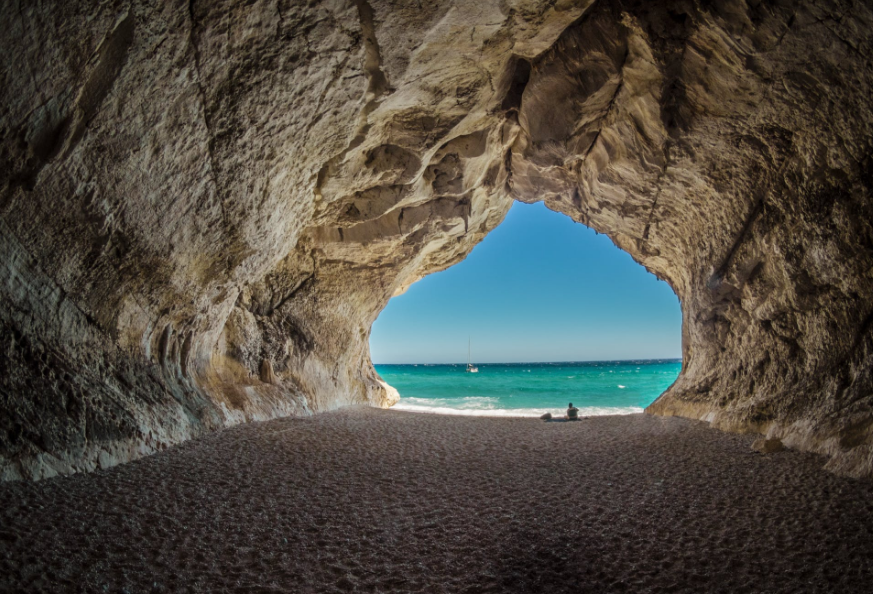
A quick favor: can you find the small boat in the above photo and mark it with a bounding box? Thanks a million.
[466,337,478,373]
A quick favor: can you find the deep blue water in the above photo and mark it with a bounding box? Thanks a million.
[375,359,682,417]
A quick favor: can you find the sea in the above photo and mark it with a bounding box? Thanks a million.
[374,359,682,417]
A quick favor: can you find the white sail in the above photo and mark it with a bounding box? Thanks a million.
[466,336,478,373]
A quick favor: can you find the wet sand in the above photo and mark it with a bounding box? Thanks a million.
[1,408,872,593]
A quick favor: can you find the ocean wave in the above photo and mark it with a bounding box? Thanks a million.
[399,396,500,410]
[390,403,644,418]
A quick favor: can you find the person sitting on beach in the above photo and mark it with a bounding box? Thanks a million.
[567,402,580,421]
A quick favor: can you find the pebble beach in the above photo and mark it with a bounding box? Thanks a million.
[1,408,872,593]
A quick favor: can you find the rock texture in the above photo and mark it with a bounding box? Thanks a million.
[1,0,872,480]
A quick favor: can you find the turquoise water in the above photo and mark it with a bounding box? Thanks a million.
[375,359,682,417]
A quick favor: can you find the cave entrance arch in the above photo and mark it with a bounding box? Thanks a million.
[368,200,682,416]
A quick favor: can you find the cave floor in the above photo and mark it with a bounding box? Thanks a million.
[2,408,872,594]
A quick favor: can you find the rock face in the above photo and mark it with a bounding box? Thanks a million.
[1,0,872,480]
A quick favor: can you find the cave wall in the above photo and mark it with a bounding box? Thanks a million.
[509,0,873,477]
[1,0,872,480]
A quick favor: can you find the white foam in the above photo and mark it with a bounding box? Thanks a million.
[399,396,500,410]
[389,403,644,418]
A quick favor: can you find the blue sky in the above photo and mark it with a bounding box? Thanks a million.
[369,201,682,364]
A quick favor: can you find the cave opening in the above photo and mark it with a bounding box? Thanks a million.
[369,200,682,417]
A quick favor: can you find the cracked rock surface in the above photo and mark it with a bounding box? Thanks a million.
[1,0,872,480]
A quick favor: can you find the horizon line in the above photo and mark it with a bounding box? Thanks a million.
[373,357,683,366]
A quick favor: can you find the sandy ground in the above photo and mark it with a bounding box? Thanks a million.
[1,408,872,594]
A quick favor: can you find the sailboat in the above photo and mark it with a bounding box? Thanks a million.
[466,337,479,373]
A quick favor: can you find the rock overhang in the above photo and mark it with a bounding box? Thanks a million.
[1,0,872,480]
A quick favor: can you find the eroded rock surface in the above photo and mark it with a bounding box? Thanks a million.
[1,0,872,480]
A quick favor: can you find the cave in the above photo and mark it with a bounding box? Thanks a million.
[2,0,873,486]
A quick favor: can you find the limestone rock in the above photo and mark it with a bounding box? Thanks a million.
[376,379,401,409]
[540,413,553,421]
[1,0,872,479]
[752,438,785,454]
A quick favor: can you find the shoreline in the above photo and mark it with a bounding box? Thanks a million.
[389,403,645,417]
[376,359,679,422]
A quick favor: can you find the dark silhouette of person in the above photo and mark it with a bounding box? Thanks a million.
[567,402,580,421]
